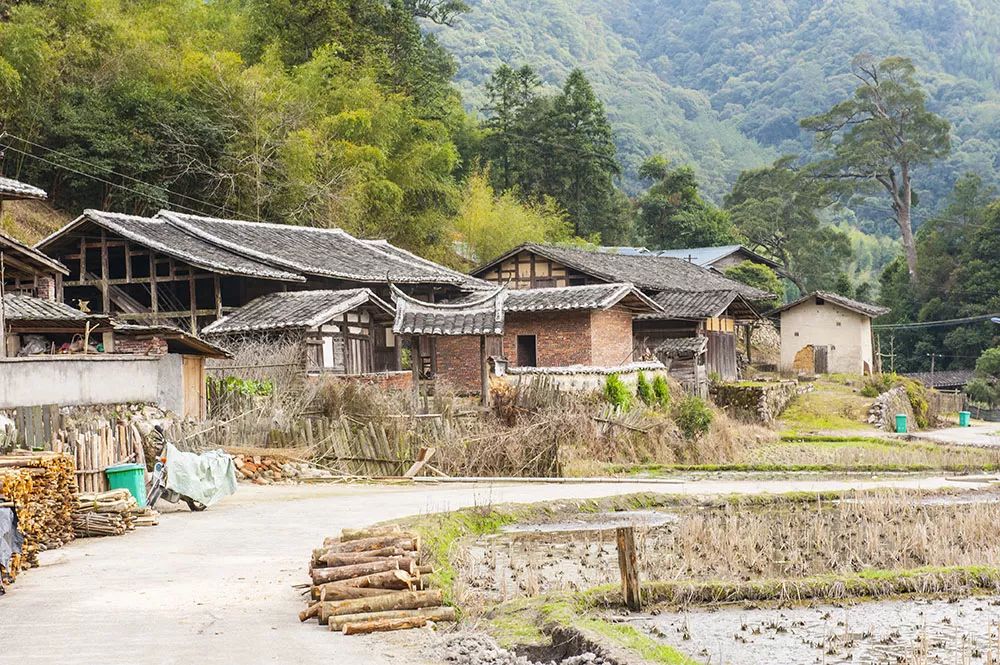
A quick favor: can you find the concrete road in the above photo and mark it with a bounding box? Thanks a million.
[0,476,988,665]
[910,423,1000,448]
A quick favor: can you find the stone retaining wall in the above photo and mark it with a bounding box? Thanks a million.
[710,380,799,425]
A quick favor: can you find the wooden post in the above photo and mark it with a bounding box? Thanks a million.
[149,253,158,318]
[480,335,490,407]
[100,229,110,313]
[188,272,197,333]
[410,335,420,412]
[616,527,641,611]
[124,240,132,282]
[214,274,223,321]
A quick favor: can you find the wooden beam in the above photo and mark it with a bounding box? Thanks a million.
[616,527,641,611]
[411,336,420,412]
[149,253,158,316]
[214,274,222,320]
[480,335,490,407]
[124,240,132,281]
[100,229,110,313]
[189,272,197,333]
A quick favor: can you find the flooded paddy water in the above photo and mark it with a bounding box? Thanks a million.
[644,595,1000,663]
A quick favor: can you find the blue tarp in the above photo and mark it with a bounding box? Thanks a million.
[1,506,24,573]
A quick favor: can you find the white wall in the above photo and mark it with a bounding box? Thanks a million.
[779,297,873,374]
[0,355,184,412]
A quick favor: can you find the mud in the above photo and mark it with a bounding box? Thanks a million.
[644,595,1000,664]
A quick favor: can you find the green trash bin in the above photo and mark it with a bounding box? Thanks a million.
[959,411,971,427]
[105,463,147,507]
[895,413,908,434]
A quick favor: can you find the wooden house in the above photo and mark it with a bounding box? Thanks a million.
[36,209,487,334]
[771,291,889,375]
[201,289,397,375]
[472,244,766,384]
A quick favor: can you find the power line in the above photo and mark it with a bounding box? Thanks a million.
[0,133,232,217]
[873,313,1000,330]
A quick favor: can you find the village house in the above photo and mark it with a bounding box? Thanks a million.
[391,282,664,395]
[643,244,781,274]
[35,209,488,335]
[201,289,397,375]
[771,291,889,376]
[471,244,768,385]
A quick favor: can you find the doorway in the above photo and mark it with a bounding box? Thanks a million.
[813,345,829,374]
[516,335,537,367]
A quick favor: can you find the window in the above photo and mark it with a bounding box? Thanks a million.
[816,297,826,306]
[516,335,537,367]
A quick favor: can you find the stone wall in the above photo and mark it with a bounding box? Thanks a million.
[710,380,799,425]
[868,386,915,430]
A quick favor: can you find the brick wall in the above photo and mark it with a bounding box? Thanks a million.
[590,307,635,366]
[432,308,636,393]
[35,276,56,301]
[114,335,168,356]
[502,310,593,367]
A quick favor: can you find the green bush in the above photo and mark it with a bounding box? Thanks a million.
[210,376,274,397]
[674,396,713,440]
[860,373,898,397]
[636,372,654,406]
[652,375,671,410]
[901,378,930,429]
[603,373,632,411]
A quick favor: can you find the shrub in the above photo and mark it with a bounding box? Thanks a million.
[861,373,897,397]
[603,373,632,411]
[636,372,654,406]
[901,378,930,429]
[652,375,671,410]
[674,396,713,440]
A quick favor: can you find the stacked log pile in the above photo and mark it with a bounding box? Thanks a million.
[72,489,160,537]
[299,525,455,634]
[0,453,76,581]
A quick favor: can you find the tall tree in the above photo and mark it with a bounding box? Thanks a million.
[725,157,851,293]
[480,64,539,192]
[801,55,950,282]
[638,156,738,250]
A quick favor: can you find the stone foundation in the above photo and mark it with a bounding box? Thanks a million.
[710,380,800,425]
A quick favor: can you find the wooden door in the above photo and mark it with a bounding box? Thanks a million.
[181,355,206,419]
[814,346,829,374]
[706,332,737,380]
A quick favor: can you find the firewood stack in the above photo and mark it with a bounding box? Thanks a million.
[0,453,76,581]
[299,525,456,634]
[72,489,160,537]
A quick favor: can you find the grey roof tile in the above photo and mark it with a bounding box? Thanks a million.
[2,294,89,321]
[0,176,47,200]
[202,289,393,335]
[392,286,506,336]
[769,290,890,318]
[504,283,661,314]
[654,336,708,358]
[642,290,739,319]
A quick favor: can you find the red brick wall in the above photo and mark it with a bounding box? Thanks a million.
[590,307,635,366]
[431,309,637,393]
[503,310,593,367]
[114,335,168,356]
[434,335,484,392]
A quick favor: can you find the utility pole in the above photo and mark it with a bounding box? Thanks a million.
[0,251,6,359]
[929,352,936,386]
[890,335,895,374]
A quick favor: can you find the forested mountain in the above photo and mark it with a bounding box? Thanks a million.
[431,0,1000,217]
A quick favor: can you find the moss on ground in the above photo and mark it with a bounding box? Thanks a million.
[780,377,874,432]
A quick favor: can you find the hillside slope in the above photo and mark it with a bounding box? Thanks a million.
[432,0,1000,209]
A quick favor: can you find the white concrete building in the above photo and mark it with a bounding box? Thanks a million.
[772,291,890,376]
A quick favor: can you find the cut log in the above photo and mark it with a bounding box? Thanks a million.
[299,602,322,622]
[318,590,443,623]
[314,547,408,568]
[315,586,399,602]
[328,606,456,631]
[312,570,412,599]
[417,565,434,575]
[342,617,429,635]
[311,558,417,585]
[340,525,409,542]
[321,535,419,554]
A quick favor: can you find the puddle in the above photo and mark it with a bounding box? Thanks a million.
[502,510,677,534]
[644,596,1000,664]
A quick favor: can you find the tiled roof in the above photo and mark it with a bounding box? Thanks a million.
[904,369,975,389]
[160,211,487,288]
[2,294,88,321]
[473,244,772,300]
[0,230,68,275]
[202,289,393,335]
[38,209,490,290]
[654,336,708,358]
[392,285,506,336]
[505,283,662,314]
[113,323,231,358]
[769,291,890,318]
[0,176,47,200]
[641,290,741,319]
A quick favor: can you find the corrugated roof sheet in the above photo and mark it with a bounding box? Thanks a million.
[474,244,772,300]
[201,289,393,335]
[0,176,47,200]
[392,285,507,336]
[769,291,890,318]
[2,294,88,321]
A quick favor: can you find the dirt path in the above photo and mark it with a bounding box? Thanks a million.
[908,423,1000,448]
[0,476,988,665]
